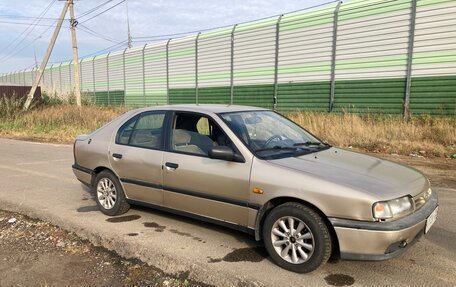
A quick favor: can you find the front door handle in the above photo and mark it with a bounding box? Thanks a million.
[165,162,179,170]
[112,153,123,159]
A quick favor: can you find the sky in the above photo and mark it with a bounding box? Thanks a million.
[0,0,333,73]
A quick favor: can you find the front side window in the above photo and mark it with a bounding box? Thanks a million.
[171,113,236,156]
[220,111,329,159]
[116,111,165,149]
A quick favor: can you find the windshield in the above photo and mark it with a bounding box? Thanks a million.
[219,111,329,159]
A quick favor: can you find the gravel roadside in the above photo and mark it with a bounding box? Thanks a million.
[0,210,211,287]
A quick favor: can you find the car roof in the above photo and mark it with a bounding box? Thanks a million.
[139,104,269,114]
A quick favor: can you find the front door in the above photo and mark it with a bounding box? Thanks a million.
[162,112,252,226]
[109,111,167,205]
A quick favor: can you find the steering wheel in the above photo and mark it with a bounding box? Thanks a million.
[262,135,282,148]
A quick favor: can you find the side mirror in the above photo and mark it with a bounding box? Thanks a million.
[208,146,245,163]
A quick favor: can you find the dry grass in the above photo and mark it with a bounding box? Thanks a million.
[288,112,456,157]
[0,97,126,143]
[0,97,454,157]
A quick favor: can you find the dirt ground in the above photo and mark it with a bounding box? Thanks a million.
[0,210,209,287]
[0,153,454,287]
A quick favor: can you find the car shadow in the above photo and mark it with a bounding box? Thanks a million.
[79,183,270,262]
[131,204,257,245]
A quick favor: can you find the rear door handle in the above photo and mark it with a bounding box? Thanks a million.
[165,162,179,169]
[112,153,123,159]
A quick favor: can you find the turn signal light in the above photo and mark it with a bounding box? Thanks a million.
[252,187,264,194]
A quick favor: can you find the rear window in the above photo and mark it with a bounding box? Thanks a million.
[116,111,165,149]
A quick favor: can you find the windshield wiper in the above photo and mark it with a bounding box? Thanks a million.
[293,141,324,147]
[255,146,297,153]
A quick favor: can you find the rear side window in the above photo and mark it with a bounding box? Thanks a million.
[116,111,165,149]
[116,116,137,145]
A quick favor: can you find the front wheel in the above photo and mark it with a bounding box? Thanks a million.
[262,202,331,273]
[93,170,130,216]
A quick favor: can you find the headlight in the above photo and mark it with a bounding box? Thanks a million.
[373,196,414,220]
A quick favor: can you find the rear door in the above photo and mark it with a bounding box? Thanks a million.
[109,110,167,205]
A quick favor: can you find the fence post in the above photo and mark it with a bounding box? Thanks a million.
[23,70,26,86]
[59,63,63,94]
[48,64,54,92]
[122,48,127,107]
[107,52,111,105]
[329,1,341,113]
[166,39,171,105]
[50,65,54,93]
[404,0,417,121]
[195,32,201,105]
[142,44,147,106]
[273,15,283,111]
[79,59,83,98]
[69,60,72,92]
[92,56,96,104]
[230,24,237,105]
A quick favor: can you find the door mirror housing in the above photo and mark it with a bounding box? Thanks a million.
[208,146,244,163]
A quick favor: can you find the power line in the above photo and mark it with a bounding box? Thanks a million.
[80,0,126,24]
[80,40,128,58]
[1,35,44,64]
[0,20,69,28]
[78,0,115,18]
[78,23,121,44]
[0,15,62,21]
[0,0,57,63]
[0,0,56,53]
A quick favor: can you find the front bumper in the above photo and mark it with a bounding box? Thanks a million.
[329,191,438,261]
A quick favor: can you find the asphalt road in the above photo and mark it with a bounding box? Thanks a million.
[0,138,455,287]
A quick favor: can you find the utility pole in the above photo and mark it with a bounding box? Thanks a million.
[68,0,81,106]
[126,0,132,48]
[24,1,69,110]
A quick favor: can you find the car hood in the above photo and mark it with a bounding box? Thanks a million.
[269,147,428,200]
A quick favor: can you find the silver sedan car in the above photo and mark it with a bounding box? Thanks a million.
[72,105,438,273]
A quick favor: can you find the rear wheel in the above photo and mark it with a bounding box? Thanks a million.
[262,202,331,273]
[93,170,130,216]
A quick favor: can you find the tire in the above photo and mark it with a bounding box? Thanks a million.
[262,202,331,273]
[93,170,130,216]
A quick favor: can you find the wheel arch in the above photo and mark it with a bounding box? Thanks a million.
[255,196,340,258]
[91,166,116,187]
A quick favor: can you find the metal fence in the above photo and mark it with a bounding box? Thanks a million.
[0,85,41,100]
[1,0,455,115]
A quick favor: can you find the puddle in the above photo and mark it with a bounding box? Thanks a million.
[106,215,141,223]
[77,206,99,213]
[169,229,203,242]
[127,233,139,237]
[143,222,166,232]
[324,274,355,286]
[208,246,267,263]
